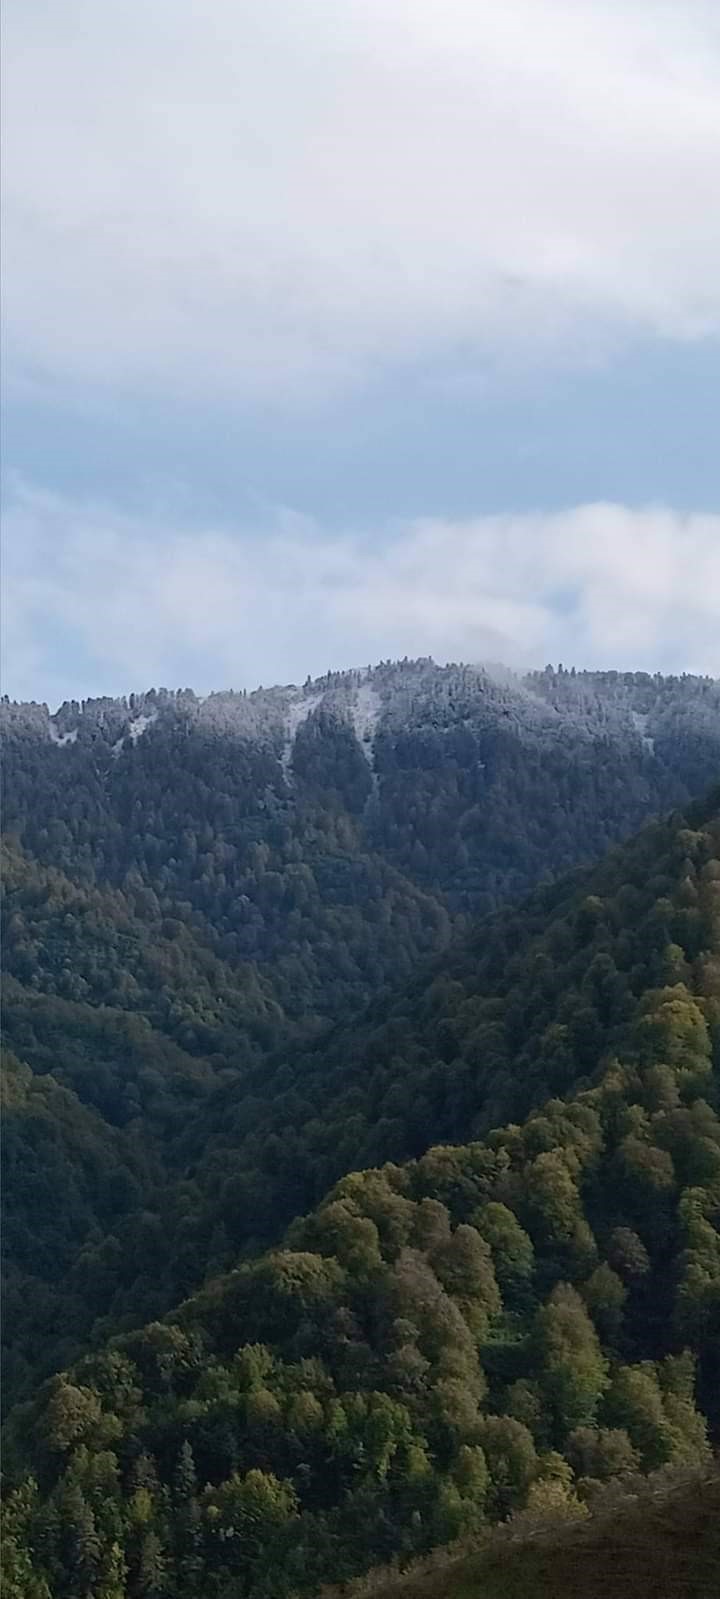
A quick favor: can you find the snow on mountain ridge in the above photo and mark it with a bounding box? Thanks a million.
[2,661,719,762]
[281,691,323,773]
[128,712,158,744]
[350,681,381,747]
[49,724,78,747]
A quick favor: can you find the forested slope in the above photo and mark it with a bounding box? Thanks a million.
[2,775,720,1407]
[5,663,720,955]
[2,663,719,1405]
[2,794,720,1598]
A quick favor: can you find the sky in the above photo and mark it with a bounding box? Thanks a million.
[2,0,720,704]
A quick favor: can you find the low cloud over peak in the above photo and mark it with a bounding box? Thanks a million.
[3,485,718,704]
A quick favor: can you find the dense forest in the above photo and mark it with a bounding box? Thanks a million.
[3,793,720,1596]
[1,661,719,1595]
[3,665,720,1409]
[3,662,719,1059]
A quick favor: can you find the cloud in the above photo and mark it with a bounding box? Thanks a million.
[3,1,720,400]
[3,483,719,704]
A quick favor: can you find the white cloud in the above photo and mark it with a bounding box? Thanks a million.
[3,1,720,399]
[2,484,719,704]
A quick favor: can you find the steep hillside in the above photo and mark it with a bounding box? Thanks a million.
[128,787,720,1266]
[2,659,719,1441]
[2,789,720,1415]
[2,795,719,1598]
[1,1050,159,1408]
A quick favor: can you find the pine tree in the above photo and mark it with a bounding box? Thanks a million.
[173,1440,203,1595]
[137,1530,166,1597]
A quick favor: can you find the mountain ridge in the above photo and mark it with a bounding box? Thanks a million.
[4,659,720,938]
[4,658,720,754]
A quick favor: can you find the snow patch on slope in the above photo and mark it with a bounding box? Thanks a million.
[351,682,381,749]
[110,710,159,755]
[128,711,158,743]
[282,692,323,773]
[631,710,655,755]
[49,724,78,746]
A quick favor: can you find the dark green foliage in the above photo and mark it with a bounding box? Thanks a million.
[3,794,720,1594]
[3,786,720,1418]
[2,665,720,1594]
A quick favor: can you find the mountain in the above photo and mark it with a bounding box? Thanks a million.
[2,661,720,1414]
[2,660,719,1592]
[3,791,719,1598]
[4,661,719,1058]
[5,661,720,931]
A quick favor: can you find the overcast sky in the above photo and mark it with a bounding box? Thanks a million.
[3,0,720,703]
